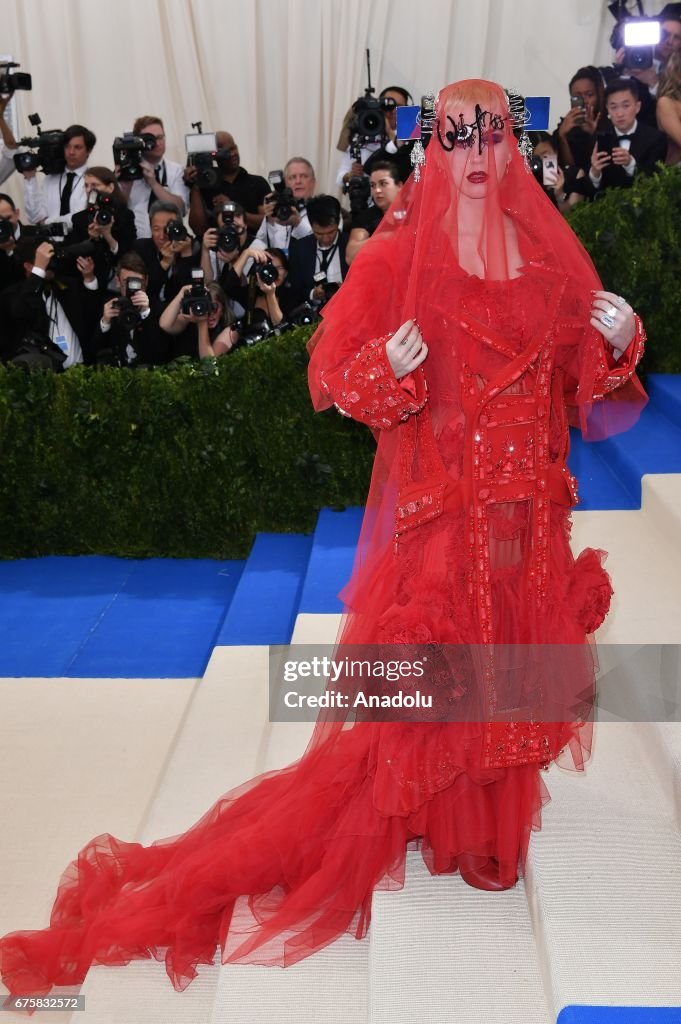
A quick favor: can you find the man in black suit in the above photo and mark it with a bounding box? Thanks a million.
[91,251,169,367]
[589,78,667,194]
[287,195,349,308]
[0,235,102,365]
[0,192,26,291]
[133,201,197,309]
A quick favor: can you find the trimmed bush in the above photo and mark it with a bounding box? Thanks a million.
[0,328,375,559]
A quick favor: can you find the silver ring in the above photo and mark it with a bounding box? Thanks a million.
[616,295,626,308]
[605,304,618,318]
[600,313,616,329]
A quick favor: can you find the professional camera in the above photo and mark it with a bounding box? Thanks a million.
[164,218,188,243]
[349,94,394,142]
[112,132,156,181]
[113,277,144,329]
[46,237,97,275]
[0,217,14,244]
[0,61,32,97]
[250,258,278,288]
[87,190,115,226]
[346,173,371,213]
[185,127,232,189]
[13,114,66,175]
[312,271,340,306]
[265,170,304,222]
[213,202,241,254]
[180,269,211,317]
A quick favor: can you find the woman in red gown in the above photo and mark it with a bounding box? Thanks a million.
[0,79,647,997]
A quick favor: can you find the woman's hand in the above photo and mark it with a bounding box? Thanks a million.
[385,319,428,379]
[590,290,635,359]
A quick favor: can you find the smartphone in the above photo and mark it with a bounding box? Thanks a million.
[542,156,559,188]
[596,131,616,156]
[570,94,586,122]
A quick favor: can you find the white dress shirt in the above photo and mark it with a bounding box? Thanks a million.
[128,159,189,239]
[255,208,312,251]
[23,165,88,229]
[31,266,98,368]
[0,144,17,186]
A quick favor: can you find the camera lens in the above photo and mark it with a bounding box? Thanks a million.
[256,262,278,286]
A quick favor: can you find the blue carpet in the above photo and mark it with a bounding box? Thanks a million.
[568,430,638,510]
[298,507,364,614]
[216,533,312,645]
[646,373,681,430]
[558,1008,681,1023]
[0,557,243,678]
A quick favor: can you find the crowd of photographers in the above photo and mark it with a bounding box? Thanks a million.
[0,2,680,372]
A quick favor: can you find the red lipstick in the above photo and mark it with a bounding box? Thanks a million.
[467,171,488,183]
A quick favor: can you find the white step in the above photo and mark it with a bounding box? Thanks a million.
[641,473,681,552]
[527,722,681,1012]
[75,647,272,1023]
[369,851,551,1024]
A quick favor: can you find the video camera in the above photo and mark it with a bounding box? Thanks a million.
[112,132,156,181]
[13,113,66,175]
[185,123,232,189]
[180,269,211,317]
[265,170,305,223]
[347,49,390,161]
[0,61,32,98]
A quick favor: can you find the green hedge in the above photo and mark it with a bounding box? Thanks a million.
[1,169,678,559]
[568,162,681,373]
[0,328,375,559]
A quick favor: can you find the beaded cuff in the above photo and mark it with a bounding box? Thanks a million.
[592,314,646,401]
[320,335,428,431]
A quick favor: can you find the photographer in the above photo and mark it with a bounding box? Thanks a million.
[123,116,189,239]
[133,201,198,308]
[589,78,667,193]
[336,86,410,188]
[529,134,588,216]
[0,235,101,367]
[70,167,137,287]
[0,95,19,185]
[345,161,402,265]
[255,158,316,251]
[159,279,238,359]
[199,202,265,318]
[288,195,348,307]
[187,131,269,237]
[21,124,96,228]
[554,67,608,173]
[0,193,27,291]
[93,252,168,367]
[241,247,297,331]
[608,4,681,104]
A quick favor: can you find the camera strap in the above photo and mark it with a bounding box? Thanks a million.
[317,238,339,276]
[147,162,168,212]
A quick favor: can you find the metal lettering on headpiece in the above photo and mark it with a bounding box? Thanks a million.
[436,104,506,155]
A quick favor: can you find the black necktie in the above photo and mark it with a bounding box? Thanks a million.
[59,172,76,216]
[148,164,165,212]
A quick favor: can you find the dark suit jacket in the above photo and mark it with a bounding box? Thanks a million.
[132,238,198,310]
[91,309,170,367]
[71,203,137,288]
[287,230,350,305]
[0,271,102,364]
[597,121,668,191]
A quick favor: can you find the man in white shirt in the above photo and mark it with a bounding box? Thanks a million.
[20,124,96,230]
[256,157,316,252]
[0,94,19,185]
[123,116,188,241]
[2,235,102,366]
[589,78,667,193]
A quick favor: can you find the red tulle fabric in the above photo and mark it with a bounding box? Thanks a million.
[0,80,648,1000]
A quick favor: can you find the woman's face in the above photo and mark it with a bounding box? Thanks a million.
[440,99,511,199]
[207,300,224,330]
[84,175,114,196]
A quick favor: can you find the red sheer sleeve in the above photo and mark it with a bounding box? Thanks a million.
[557,310,648,442]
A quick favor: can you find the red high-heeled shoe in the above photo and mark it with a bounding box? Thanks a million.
[458,853,517,891]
